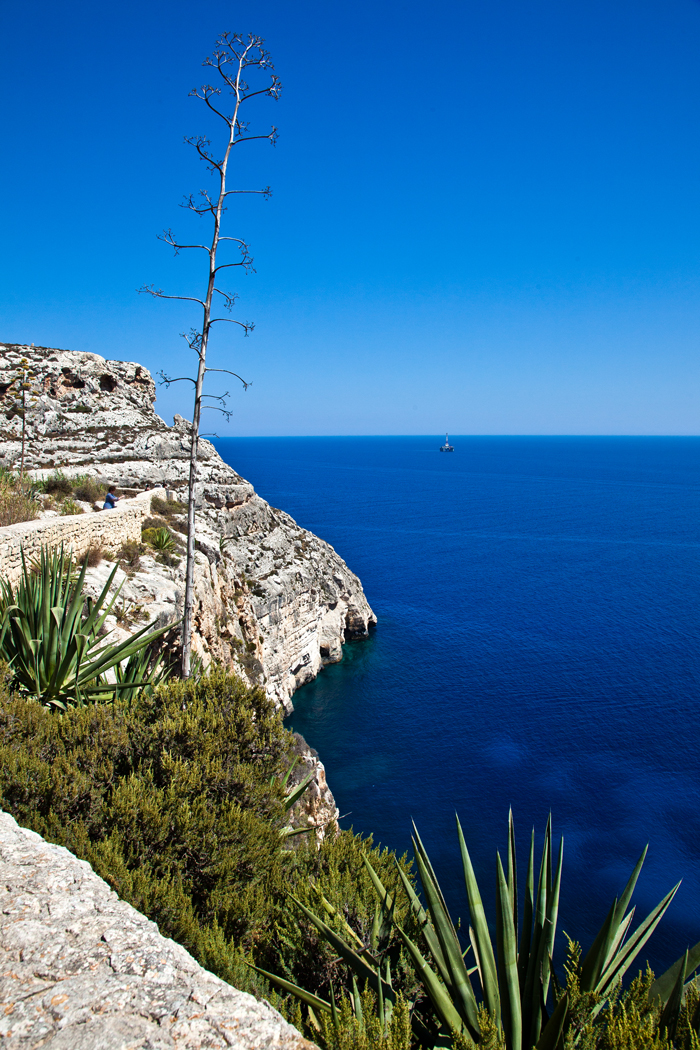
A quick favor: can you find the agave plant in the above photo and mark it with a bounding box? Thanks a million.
[143,526,176,553]
[113,646,173,703]
[0,546,176,710]
[260,811,700,1049]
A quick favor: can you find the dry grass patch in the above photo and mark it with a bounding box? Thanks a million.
[0,472,39,527]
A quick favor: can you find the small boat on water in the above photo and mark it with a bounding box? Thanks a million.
[439,433,454,452]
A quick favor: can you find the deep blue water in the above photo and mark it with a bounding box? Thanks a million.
[214,436,700,975]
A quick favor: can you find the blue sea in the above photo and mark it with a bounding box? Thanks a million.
[213,436,700,975]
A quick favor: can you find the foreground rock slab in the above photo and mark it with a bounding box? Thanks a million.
[0,810,315,1050]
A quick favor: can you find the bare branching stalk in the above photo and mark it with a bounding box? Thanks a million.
[141,32,280,677]
[6,359,40,490]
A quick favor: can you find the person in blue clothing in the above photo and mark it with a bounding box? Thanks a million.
[103,485,121,510]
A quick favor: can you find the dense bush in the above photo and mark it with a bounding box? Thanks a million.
[143,525,176,552]
[0,666,416,1010]
[60,497,83,515]
[35,471,106,505]
[40,470,73,497]
[151,496,188,518]
[72,475,107,503]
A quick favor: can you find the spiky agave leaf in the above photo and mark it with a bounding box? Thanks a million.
[522,817,553,1047]
[658,948,687,1044]
[276,812,685,1050]
[594,882,680,997]
[648,940,700,1007]
[113,647,172,703]
[391,854,453,989]
[0,545,176,707]
[456,814,501,1022]
[290,895,395,1002]
[249,964,332,1014]
[396,923,470,1039]
[518,829,536,992]
[412,823,481,1036]
[496,851,522,1050]
[580,846,648,994]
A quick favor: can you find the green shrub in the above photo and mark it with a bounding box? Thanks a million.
[156,551,181,567]
[40,470,73,497]
[3,664,698,1050]
[317,988,413,1050]
[151,496,188,518]
[270,810,700,1050]
[72,476,106,503]
[61,497,83,516]
[143,526,176,552]
[0,666,415,1012]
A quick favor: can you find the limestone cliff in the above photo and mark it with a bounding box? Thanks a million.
[0,342,376,838]
[0,343,376,718]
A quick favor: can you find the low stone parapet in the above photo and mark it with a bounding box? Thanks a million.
[0,488,166,584]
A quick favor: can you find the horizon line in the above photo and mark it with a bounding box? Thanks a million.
[209,433,700,440]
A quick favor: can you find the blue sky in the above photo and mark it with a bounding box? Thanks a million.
[2,0,700,434]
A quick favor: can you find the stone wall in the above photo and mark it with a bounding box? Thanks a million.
[0,489,165,585]
[0,809,315,1049]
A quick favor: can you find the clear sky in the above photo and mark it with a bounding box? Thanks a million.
[2,0,700,435]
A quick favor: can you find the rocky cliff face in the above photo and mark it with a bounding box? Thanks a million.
[0,343,376,718]
[1,342,376,838]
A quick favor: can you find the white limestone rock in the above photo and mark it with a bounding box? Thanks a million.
[0,809,316,1050]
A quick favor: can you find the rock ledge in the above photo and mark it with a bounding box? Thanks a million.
[0,809,315,1050]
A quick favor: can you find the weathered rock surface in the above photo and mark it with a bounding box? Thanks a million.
[0,343,376,714]
[0,809,316,1049]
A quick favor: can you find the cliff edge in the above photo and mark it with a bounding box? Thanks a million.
[0,343,376,716]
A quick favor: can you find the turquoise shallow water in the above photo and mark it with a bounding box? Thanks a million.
[213,435,700,974]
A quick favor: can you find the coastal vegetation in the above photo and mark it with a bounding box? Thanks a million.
[0,664,415,1037]
[143,525,179,553]
[0,468,110,526]
[1,624,700,1046]
[37,469,107,506]
[266,814,700,1049]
